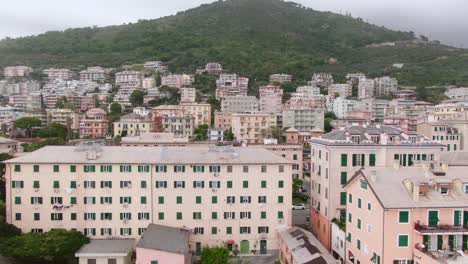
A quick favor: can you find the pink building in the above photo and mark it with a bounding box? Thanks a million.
[79,108,109,138]
[136,224,191,264]
[214,112,233,131]
[383,115,412,132]
[346,109,373,121]
[344,167,468,264]
[259,85,283,113]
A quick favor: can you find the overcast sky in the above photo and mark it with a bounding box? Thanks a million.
[1,0,467,47]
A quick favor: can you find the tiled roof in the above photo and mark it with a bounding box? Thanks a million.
[137,224,190,255]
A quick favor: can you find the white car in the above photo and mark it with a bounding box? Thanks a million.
[292,203,305,210]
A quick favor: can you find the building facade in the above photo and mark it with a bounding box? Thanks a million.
[282,108,324,132]
[417,122,462,151]
[113,113,154,137]
[259,85,283,113]
[4,66,33,78]
[270,74,292,84]
[215,74,249,99]
[221,96,259,113]
[79,108,109,139]
[80,67,109,82]
[43,68,73,80]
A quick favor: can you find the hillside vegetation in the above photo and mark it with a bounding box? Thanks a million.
[0,0,467,87]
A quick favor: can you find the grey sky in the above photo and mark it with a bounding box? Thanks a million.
[0,0,467,47]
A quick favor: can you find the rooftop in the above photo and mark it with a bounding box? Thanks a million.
[137,224,190,255]
[441,151,468,166]
[121,133,190,144]
[75,239,134,257]
[5,145,292,165]
[346,167,468,209]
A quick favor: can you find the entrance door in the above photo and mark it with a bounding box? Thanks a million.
[195,242,202,256]
[227,244,232,252]
[260,240,267,254]
[240,240,249,254]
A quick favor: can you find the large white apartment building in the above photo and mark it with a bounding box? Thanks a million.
[328,84,352,98]
[221,96,259,113]
[43,68,74,80]
[308,125,443,250]
[215,74,249,99]
[4,66,33,78]
[4,145,292,254]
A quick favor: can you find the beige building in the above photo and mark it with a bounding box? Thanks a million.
[115,71,144,87]
[417,122,461,151]
[142,78,156,89]
[113,113,154,137]
[215,74,249,99]
[270,74,292,84]
[180,88,196,103]
[282,108,324,132]
[75,239,134,264]
[4,66,33,78]
[80,67,109,82]
[162,115,194,138]
[161,74,193,88]
[262,143,303,180]
[153,103,211,128]
[214,112,233,131]
[309,125,444,250]
[46,109,83,130]
[231,112,276,144]
[43,68,73,80]
[259,85,283,113]
[121,132,190,147]
[328,84,352,98]
[4,145,292,254]
[221,96,259,113]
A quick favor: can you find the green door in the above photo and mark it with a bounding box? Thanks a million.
[240,240,249,254]
[227,244,233,252]
[260,240,267,254]
[428,211,439,227]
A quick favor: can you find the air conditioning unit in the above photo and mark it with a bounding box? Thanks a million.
[123,219,129,224]
[214,173,220,177]
[278,219,284,224]
[34,205,40,210]
[123,203,129,208]
[53,188,59,193]
[212,188,217,193]
[34,188,39,192]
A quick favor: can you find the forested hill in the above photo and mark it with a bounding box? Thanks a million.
[0,0,467,87]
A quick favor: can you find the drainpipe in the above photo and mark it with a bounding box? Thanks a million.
[382,209,386,264]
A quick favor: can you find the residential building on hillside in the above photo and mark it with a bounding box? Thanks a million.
[180,87,196,103]
[417,122,462,151]
[215,74,249,99]
[208,128,224,142]
[261,143,303,180]
[0,137,22,154]
[344,167,468,264]
[270,74,292,83]
[121,132,190,147]
[328,84,352,98]
[43,68,73,80]
[309,125,443,250]
[161,115,194,138]
[3,145,292,254]
[0,106,15,130]
[355,99,390,121]
[383,115,416,132]
[1,80,40,96]
[214,112,233,131]
[161,74,193,88]
[308,73,334,88]
[391,89,416,99]
[374,76,398,97]
[113,113,154,137]
[332,97,357,119]
[4,66,33,78]
[205,63,223,75]
[358,78,375,99]
[142,78,155,89]
[153,103,211,128]
[445,87,468,100]
[79,67,110,82]
[79,108,109,139]
[143,61,167,73]
[282,108,324,132]
[115,71,144,87]
[221,96,259,113]
[259,85,283,113]
[46,109,83,130]
[231,112,276,144]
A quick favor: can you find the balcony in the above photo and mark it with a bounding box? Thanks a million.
[414,223,468,234]
[414,244,468,263]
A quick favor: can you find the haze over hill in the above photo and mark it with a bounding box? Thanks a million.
[0,0,467,87]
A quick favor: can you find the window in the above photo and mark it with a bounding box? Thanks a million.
[369,154,376,166]
[176,196,182,204]
[368,203,372,211]
[83,165,96,173]
[454,210,462,226]
[31,197,43,205]
[243,166,249,173]
[341,154,348,167]
[357,219,362,229]
[84,213,96,221]
[100,181,112,189]
[258,196,267,204]
[227,196,236,204]
[101,213,112,220]
[174,165,185,173]
[278,196,284,204]
[138,228,147,235]
[360,180,368,190]
[50,197,63,204]
[100,197,112,204]
[261,181,267,188]
[398,235,409,247]
[399,211,410,224]
[193,212,202,220]
[340,172,347,185]
[240,227,251,234]
[100,165,112,172]
[347,232,352,242]
[209,165,220,173]
[212,212,218,220]
[209,181,221,188]
[193,181,204,189]
[211,196,217,204]
[240,212,251,219]
[155,181,167,188]
[358,198,362,208]
[71,213,77,220]
[119,165,132,173]
[439,187,449,195]
[34,213,40,221]
[278,180,284,188]
[240,196,251,204]
[11,181,24,188]
[243,181,249,188]
[261,165,267,173]
[196,196,202,204]
[120,212,132,221]
[120,228,132,236]
[194,227,204,235]
[87,259,96,264]
[70,181,77,189]
[279,165,284,172]
[193,165,205,172]
[137,165,149,173]
[261,211,267,219]
[141,196,147,204]
[348,193,353,204]
[155,165,167,172]
[51,213,63,221]
[33,180,40,189]
[174,181,185,189]
[53,165,59,172]
[83,197,96,204]
[227,166,233,173]
[120,181,132,189]
[70,165,76,172]
[120,197,132,204]
[15,213,21,221]
[14,164,21,172]
[226,227,233,234]
[33,165,39,172]
[340,192,347,205]
[278,211,284,219]
[357,239,361,250]
[348,213,353,223]
[53,180,60,189]
[84,181,96,189]
[176,212,183,220]
[227,181,233,188]
[141,181,147,189]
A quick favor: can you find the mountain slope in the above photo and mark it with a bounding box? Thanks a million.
[0,0,467,87]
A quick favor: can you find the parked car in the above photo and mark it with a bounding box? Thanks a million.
[292,203,305,210]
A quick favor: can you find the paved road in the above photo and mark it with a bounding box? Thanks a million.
[292,207,310,226]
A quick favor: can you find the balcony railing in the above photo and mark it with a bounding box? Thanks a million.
[414,244,465,262]
[414,223,468,233]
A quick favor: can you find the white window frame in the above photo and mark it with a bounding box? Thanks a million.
[175,181,185,188]
[174,165,185,172]
[194,165,204,172]
[51,213,63,221]
[101,228,112,236]
[31,197,42,205]
[121,165,132,172]
[240,212,251,219]
[397,234,410,248]
[210,181,221,188]
[121,228,131,236]
[258,226,268,234]
[84,181,96,189]
[84,197,95,205]
[121,197,131,204]
[51,197,62,204]
[120,181,132,189]
[240,196,251,204]
[84,228,96,236]
[12,181,23,188]
[102,165,112,172]
[194,227,204,235]
[194,181,204,188]
[227,196,235,204]
[84,213,95,221]
[398,210,410,224]
[121,212,131,221]
[102,197,112,204]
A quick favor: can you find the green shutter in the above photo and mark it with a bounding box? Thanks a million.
[278,196,284,204]
[279,180,284,188]
[227,181,232,188]
[369,154,376,166]
[211,227,217,234]
[399,211,409,223]
[70,165,76,172]
[437,235,443,250]
[212,196,217,204]
[227,227,232,234]
[177,212,182,220]
[53,165,59,172]
[340,192,346,205]
[341,154,348,166]
[177,196,182,204]
[261,211,266,219]
[33,181,40,188]
[70,181,76,188]
[261,181,267,188]
[454,210,461,226]
[243,181,248,188]
[398,235,409,247]
[158,196,164,204]
[212,212,217,220]
[449,235,455,249]
[340,172,347,185]
[352,154,358,166]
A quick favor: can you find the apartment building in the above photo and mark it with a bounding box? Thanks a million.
[205,63,223,75]
[79,108,109,139]
[113,113,154,137]
[153,103,211,128]
[46,109,83,130]
[3,145,292,254]
[121,132,190,147]
[4,66,33,78]
[80,67,110,82]
[282,108,324,132]
[344,167,468,264]
[358,78,375,100]
[43,68,73,80]
[445,87,468,101]
[180,88,196,103]
[309,125,443,250]
[308,73,334,88]
[383,115,416,132]
[143,61,167,73]
[231,112,276,144]
[215,74,249,99]
[161,74,193,88]
[115,71,144,88]
[142,78,155,89]
[270,74,292,84]
[328,84,352,98]
[221,96,259,113]
[374,76,398,97]
[262,143,303,180]
[161,115,194,138]
[332,98,358,119]
[259,85,283,113]
[214,112,233,131]
[417,122,462,151]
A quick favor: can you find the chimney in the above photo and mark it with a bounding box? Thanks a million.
[412,184,420,202]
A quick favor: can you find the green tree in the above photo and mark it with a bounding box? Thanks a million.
[224,128,235,141]
[324,118,334,133]
[130,90,145,106]
[324,111,337,120]
[293,178,304,193]
[37,123,68,140]
[207,96,220,125]
[0,229,89,263]
[110,103,122,114]
[194,124,209,141]
[14,117,42,130]
[200,246,230,264]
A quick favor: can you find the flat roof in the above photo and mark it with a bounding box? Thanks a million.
[137,224,190,255]
[75,239,134,257]
[5,145,293,165]
[441,151,468,166]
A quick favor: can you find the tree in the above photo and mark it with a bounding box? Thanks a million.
[37,123,68,140]
[130,90,145,106]
[110,103,122,114]
[200,246,230,264]
[0,229,89,263]
[207,96,220,125]
[324,111,337,120]
[324,118,334,133]
[193,124,209,141]
[293,178,304,193]
[14,117,42,130]
[225,128,234,141]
